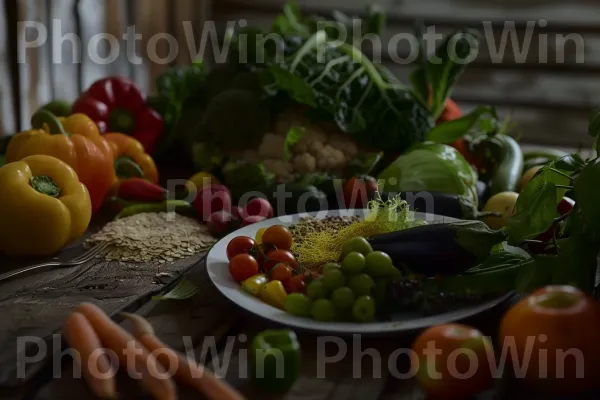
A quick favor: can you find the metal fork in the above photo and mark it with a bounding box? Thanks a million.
[0,243,110,283]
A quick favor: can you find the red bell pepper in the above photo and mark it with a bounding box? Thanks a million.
[72,77,164,154]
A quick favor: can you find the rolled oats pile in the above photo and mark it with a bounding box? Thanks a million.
[85,212,216,263]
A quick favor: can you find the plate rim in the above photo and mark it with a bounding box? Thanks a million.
[206,209,513,335]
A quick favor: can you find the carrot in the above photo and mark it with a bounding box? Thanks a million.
[121,313,244,400]
[76,303,177,400]
[63,312,117,399]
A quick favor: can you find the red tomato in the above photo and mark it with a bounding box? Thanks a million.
[412,323,494,400]
[343,176,378,209]
[261,225,293,250]
[228,254,259,282]
[226,236,255,261]
[270,263,293,285]
[284,274,307,294]
[193,184,232,220]
[244,198,274,219]
[263,249,298,271]
[242,215,266,226]
[500,285,600,395]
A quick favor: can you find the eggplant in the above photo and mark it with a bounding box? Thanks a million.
[367,221,506,276]
[379,191,468,219]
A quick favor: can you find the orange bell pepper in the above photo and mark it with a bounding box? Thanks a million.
[6,111,115,213]
[103,133,159,184]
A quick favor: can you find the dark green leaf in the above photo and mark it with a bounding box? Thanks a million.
[413,26,480,120]
[425,106,494,143]
[588,106,600,137]
[263,66,317,107]
[283,127,305,161]
[365,4,386,37]
[344,152,383,177]
[574,157,600,240]
[507,180,558,244]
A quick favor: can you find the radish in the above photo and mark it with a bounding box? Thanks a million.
[243,198,273,219]
[208,211,234,236]
[194,184,232,220]
[242,215,266,227]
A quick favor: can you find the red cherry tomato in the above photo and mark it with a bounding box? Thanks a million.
[261,225,293,250]
[412,323,494,400]
[263,249,298,271]
[270,263,293,285]
[343,176,378,209]
[228,254,259,282]
[226,236,255,261]
[284,274,307,294]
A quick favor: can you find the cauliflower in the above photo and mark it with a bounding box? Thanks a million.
[263,159,294,182]
[294,126,329,154]
[258,133,286,159]
[328,133,358,158]
[292,153,317,174]
[316,145,346,170]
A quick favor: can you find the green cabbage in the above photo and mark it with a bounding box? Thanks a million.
[377,143,478,213]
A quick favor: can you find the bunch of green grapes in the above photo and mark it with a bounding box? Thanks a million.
[284,237,402,322]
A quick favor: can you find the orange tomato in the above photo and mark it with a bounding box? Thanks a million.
[499,285,600,395]
[412,323,494,400]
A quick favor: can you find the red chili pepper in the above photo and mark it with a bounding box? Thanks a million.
[116,178,166,202]
[72,77,165,154]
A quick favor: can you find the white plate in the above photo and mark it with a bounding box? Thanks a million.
[206,209,513,335]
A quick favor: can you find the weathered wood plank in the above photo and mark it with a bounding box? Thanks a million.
[217,0,600,28]
[135,0,170,92]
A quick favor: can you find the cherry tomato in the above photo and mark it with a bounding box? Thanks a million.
[262,225,293,250]
[270,263,293,285]
[226,236,255,261]
[284,274,307,294]
[500,285,600,395]
[228,254,259,282]
[412,323,494,400]
[264,249,298,271]
[343,176,378,209]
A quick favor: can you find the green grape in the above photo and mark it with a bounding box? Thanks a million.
[341,237,373,258]
[306,279,327,300]
[331,287,356,310]
[352,296,376,322]
[341,252,365,275]
[323,269,346,291]
[348,274,375,296]
[311,299,338,322]
[388,266,403,282]
[284,293,311,317]
[322,262,341,275]
[364,251,394,278]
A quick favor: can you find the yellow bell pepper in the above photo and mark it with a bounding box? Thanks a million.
[0,155,92,256]
[259,280,288,310]
[242,274,269,297]
[6,111,115,213]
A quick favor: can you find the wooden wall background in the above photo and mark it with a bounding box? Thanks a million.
[1,0,599,148]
